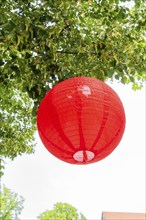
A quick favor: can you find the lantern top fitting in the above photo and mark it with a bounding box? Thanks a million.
[37,76,126,165]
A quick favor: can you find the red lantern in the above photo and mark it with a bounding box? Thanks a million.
[37,77,126,164]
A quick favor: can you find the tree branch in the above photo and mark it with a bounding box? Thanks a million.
[56,50,98,55]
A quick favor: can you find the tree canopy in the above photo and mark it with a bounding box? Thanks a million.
[38,202,87,220]
[0,0,146,170]
[0,186,24,220]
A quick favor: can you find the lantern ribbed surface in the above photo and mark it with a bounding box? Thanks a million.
[37,77,126,164]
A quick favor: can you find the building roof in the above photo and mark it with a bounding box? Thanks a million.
[102,211,146,220]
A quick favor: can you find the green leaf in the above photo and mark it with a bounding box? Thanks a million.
[0,186,24,220]
[38,202,87,220]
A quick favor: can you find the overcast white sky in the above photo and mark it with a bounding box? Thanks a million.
[2,80,145,220]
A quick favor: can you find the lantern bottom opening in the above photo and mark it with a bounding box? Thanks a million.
[73,150,95,162]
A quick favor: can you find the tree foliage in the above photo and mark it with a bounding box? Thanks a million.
[0,186,24,220]
[38,202,87,220]
[0,0,146,167]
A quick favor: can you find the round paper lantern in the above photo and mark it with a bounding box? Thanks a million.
[37,76,126,164]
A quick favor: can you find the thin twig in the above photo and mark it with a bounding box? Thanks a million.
[56,50,98,55]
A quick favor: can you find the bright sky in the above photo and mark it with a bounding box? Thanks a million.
[2,80,145,220]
